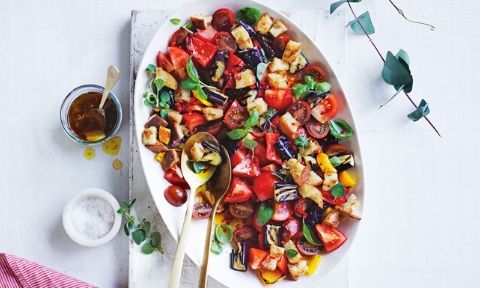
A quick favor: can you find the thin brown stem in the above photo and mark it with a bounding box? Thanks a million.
[347,2,441,137]
[387,0,436,31]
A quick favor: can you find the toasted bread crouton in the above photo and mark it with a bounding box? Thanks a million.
[283,240,302,264]
[142,127,157,145]
[267,72,288,89]
[269,57,290,72]
[287,260,307,280]
[286,159,310,185]
[269,20,288,38]
[260,244,285,271]
[289,54,308,74]
[190,142,206,162]
[156,67,178,90]
[190,14,212,30]
[174,88,191,103]
[145,142,167,154]
[322,208,345,228]
[144,114,168,128]
[255,13,274,34]
[247,98,268,116]
[282,40,302,64]
[231,25,254,49]
[235,69,256,89]
[339,194,361,220]
[322,171,338,191]
[306,171,323,186]
[278,112,300,139]
[201,107,224,121]
[158,126,171,145]
[299,184,323,207]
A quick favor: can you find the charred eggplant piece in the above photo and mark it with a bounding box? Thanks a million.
[274,135,297,160]
[257,36,275,59]
[230,242,248,272]
[274,183,300,202]
[264,224,281,246]
[237,46,266,69]
[202,87,229,105]
[238,20,258,37]
[330,154,355,172]
[305,205,325,226]
[201,140,220,153]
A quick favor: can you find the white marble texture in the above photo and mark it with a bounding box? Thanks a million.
[0,0,479,288]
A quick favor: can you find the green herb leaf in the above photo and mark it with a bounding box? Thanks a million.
[256,62,268,81]
[141,242,154,254]
[159,109,170,119]
[237,7,261,24]
[294,135,309,148]
[347,11,375,35]
[304,75,316,90]
[215,224,233,244]
[124,222,131,236]
[210,239,223,255]
[183,20,194,31]
[257,202,274,226]
[150,232,162,248]
[242,138,257,152]
[139,219,151,235]
[227,128,248,140]
[292,84,309,99]
[132,229,146,245]
[192,161,206,173]
[407,99,430,122]
[330,0,362,14]
[302,221,322,246]
[244,109,259,129]
[196,86,208,100]
[143,91,158,107]
[331,183,345,198]
[159,90,170,103]
[154,79,165,92]
[382,51,413,93]
[285,249,299,258]
[145,64,156,75]
[180,79,199,90]
[186,58,200,83]
[329,156,342,167]
[329,119,353,139]
[314,82,332,94]
[170,18,181,25]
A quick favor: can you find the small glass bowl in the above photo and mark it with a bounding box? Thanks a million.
[60,84,122,145]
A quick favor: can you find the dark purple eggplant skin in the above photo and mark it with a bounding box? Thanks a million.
[239,20,257,37]
[257,36,275,59]
[223,138,239,156]
[237,46,266,69]
[274,136,297,160]
[230,242,248,272]
[202,87,228,105]
[213,50,229,62]
[224,87,251,99]
[305,205,325,226]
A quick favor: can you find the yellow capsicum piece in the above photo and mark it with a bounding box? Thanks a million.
[192,89,213,107]
[306,255,322,275]
[339,170,357,187]
[317,153,337,173]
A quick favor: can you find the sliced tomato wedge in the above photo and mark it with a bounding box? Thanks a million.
[156,51,175,72]
[224,177,253,204]
[167,46,190,69]
[223,100,248,129]
[213,31,237,53]
[293,198,308,218]
[321,190,347,205]
[226,52,246,74]
[182,112,206,131]
[271,202,292,221]
[311,94,339,124]
[253,142,269,166]
[261,163,280,173]
[265,132,283,164]
[194,25,218,41]
[264,89,293,111]
[277,254,288,274]
[186,36,217,67]
[231,146,248,167]
[249,248,268,270]
[315,224,347,252]
[252,172,280,201]
[306,120,329,139]
[233,155,261,178]
[164,168,189,189]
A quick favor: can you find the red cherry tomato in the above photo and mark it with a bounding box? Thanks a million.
[324,143,350,156]
[168,28,189,47]
[213,31,238,53]
[233,155,261,178]
[164,168,189,189]
[301,64,328,82]
[186,36,217,67]
[167,46,190,69]
[224,177,253,204]
[272,34,291,57]
[315,224,347,252]
[271,202,292,221]
[164,185,187,207]
[311,94,339,123]
[233,226,258,245]
[223,100,248,129]
[306,120,330,139]
[229,202,255,219]
[264,89,293,111]
[321,190,347,205]
[226,53,246,74]
[183,112,206,131]
[252,172,280,201]
[288,100,311,125]
[156,51,175,72]
[211,8,235,31]
[249,247,268,270]
[277,254,288,274]
[192,202,212,219]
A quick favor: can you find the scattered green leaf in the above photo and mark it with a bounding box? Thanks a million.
[150,232,162,248]
[407,99,430,121]
[196,86,208,100]
[292,76,331,99]
[244,109,259,129]
[145,64,156,75]
[132,229,146,245]
[347,11,375,35]
[215,224,233,244]
[227,128,248,140]
[285,249,299,258]
[170,18,181,25]
[180,79,199,90]
[294,135,309,148]
[210,239,223,255]
[141,242,154,254]
[331,183,345,198]
[237,7,261,24]
[302,221,322,246]
[242,138,257,153]
[329,119,353,139]
[186,58,200,83]
[330,0,362,14]
[159,109,170,119]
[257,202,274,226]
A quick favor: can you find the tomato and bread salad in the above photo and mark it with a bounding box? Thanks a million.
[140,6,361,285]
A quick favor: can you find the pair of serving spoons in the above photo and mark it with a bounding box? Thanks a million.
[168,132,232,288]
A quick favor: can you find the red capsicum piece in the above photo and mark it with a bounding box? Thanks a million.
[265,132,283,165]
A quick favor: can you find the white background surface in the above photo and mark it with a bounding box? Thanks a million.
[1,0,479,288]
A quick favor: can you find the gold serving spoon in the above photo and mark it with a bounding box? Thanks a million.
[198,145,232,288]
[168,132,219,288]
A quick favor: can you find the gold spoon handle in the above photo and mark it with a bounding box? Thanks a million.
[99,65,120,110]
[168,184,198,288]
[198,199,223,288]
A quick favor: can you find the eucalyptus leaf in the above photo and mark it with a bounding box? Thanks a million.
[150,231,162,248]
[132,229,146,245]
[330,0,362,14]
[141,242,154,254]
[407,99,430,121]
[347,11,375,35]
[186,58,200,83]
[329,119,353,139]
[382,51,413,93]
[256,202,274,226]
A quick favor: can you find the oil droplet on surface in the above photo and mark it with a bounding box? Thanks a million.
[83,147,96,160]
[112,159,123,170]
[102,136,122,156]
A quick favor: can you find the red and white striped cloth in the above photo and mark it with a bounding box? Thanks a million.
[0,253,95,288]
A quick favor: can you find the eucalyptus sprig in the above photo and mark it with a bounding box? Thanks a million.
[117,199,165,254]
[330,0,441,136]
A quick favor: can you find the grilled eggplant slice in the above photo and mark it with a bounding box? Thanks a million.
[274,183,300,202]
[230,242,248,272]
[329,154,354,172]
[264,224,281,246]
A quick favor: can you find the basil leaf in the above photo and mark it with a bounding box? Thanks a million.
[196,86,208,100]
[314,82,332,94]
[132,229,146,245]
[347,11,375,35]
[180,79,199,90]
[302,221,322,246]
[330,0,362,14]
[170,18,181,25]
[145,64,156,75]
[407,99,430,122]
[329,119,353,139]
[150,232,162,248]
[382,51,413,93]
[331,183,345,198]
[141,242,154,254]
[256,62,268,81]
[210,239,223,255]
[244,109,259,128]
[227,129,248,140]
[285,249,298,258]
[186,58,200,83]
[294,135,309,148]
[304,75,316,90]
[154,79,165,93]
[215,224,233,244]
[292,83,309,99]
[257,202,274,226]
[329,156,342,167]
[192,161,206,173]
[237,7,261,24]
[242,138,257,152]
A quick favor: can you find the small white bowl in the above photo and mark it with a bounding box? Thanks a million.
[63,188,122,247]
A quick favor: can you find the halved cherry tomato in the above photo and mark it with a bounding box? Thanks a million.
[156,51,175,72]
[224,177,253,204]
[252,172,280,201]
[288,100,311,125]
[183,112,206,131]
[325,143,350,156]
[272,34,291,57]
[229,202,254,219]
[311,94,339,123]
[226,52,246,74]
[223,100,248,129]
[277,254,288,274]
[186,36,217,67]
[265,132,282,164]
[264,89,293,111]
[294,198,308,218]
[168,28,189,47]
[164,168,189,189]
[321,190,347,205]
[261,163,280,173]
[212,8,235,31]
[249,248,268,270]
[271,202,292,221]
[306,119,330,139]
[167,46,190,69]
[301,64,328,82]
[213,31,238,53]
[283,217,301,238]
[233,155,261,178]
[315,224,347,252]
[233,226,258,245]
